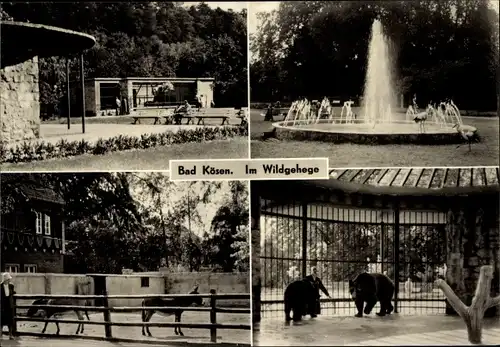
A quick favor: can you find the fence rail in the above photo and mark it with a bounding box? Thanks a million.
[13,291,251,344]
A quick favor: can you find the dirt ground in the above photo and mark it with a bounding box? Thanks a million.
[16,311,251,345]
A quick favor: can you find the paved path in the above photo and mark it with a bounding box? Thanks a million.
[349,328,500,345]
[254,314,500,346]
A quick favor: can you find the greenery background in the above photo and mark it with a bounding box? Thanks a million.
[250,0,499,111]
[1,2,248,112]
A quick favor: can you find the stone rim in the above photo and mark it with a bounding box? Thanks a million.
[271,120,475,145]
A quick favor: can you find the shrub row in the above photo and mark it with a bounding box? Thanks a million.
[1,125,247,164]
[251,102,293,109]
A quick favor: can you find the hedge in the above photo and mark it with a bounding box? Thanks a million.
[1,125,247,164]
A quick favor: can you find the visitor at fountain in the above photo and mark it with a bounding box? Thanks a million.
[264,104,274,122]
[304,266,331,317]
[115,96,121,116]
[1,272,16,340]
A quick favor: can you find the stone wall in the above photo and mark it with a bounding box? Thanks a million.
[0,57,40,145]
[11,272,249,308]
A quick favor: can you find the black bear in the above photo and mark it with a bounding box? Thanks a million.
[348,272,394,317]
[284,279,317,321]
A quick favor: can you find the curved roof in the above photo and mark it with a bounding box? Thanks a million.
[1,21,96,67]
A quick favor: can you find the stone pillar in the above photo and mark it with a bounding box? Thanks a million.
[0,56,40,145]
[445,209,466,315]
[445,205,500,316]
[251,182,261,324]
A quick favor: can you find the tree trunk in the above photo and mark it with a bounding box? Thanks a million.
[464,310,484,344]
[436,265,500,344]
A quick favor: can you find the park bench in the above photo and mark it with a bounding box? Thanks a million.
[173,112,196,125]
[132,109,174,125]
[195,109,233,125]
[236,110,248,126]
[132,114,164,125]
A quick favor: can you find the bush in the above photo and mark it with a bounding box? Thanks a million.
[1,125,247,164]
[251,102,293,109]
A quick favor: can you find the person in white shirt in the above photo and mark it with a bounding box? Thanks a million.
[1,272,16,339]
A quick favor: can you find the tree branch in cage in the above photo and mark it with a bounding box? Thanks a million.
[435,265,500,345]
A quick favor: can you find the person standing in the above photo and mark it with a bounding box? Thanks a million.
[304,266,331,317]
[1,272,16,339]
[115,96,121,116]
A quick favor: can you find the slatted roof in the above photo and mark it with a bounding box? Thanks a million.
[1,174,64,205]
[329,168,500,189]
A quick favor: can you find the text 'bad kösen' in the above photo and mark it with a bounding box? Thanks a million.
[177,163,320,177]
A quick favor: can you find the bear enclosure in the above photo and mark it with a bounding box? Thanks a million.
[251,168,500,321]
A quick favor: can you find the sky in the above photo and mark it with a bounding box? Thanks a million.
[128,176,233,237]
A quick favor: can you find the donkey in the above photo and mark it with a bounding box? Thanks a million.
[141,285,204,337]
[26,298,90,335]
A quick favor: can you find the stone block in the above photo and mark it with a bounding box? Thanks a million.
[0,56,40,145]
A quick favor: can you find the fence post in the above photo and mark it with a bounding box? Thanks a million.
[11,294,17,336]
[210,289,217,343]
[102,291,112,338]
[394,202,400,314]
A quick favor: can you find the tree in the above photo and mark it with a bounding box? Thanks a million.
[1,2,248,108]
[250,0,499,110]
[205,181,249,272]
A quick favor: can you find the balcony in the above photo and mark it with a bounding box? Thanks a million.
[1,227,63,254]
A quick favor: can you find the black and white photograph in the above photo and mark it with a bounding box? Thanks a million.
[249,1,499,167]
[251,167,500,345]
[1,172,250,346]
[0,2,249,172]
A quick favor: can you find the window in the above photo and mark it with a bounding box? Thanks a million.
[5,264,19,273]
[35,212,43,234]
[24,264,37,273]
[44,215,51,236]
[35,212,51,235]
[141,277,150,288]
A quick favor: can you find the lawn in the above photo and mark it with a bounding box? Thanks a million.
[1,137,248,171]
[250,109,499,167]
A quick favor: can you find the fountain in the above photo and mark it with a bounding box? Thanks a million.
[271,19,478,145]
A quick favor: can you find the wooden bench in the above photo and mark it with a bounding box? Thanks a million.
[172,112,196,125]
[132,114,164,125]
[196,114,230,125]
[194,109,235,125]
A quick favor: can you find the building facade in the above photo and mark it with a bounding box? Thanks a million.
[1,175,66,273]
[72,77,215,117]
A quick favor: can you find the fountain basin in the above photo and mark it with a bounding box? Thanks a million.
[272,119,475,145]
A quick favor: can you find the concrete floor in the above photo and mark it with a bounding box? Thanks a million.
[253,314,500,346]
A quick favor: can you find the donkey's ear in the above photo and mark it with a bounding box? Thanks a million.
[192,285,199,293]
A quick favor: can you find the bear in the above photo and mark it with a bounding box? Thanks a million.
[348,272,394,318]
[284,279,317,321]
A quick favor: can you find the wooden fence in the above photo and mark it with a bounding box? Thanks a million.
[13,291,251,345]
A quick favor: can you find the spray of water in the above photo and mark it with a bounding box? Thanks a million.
[362,19,397,124]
